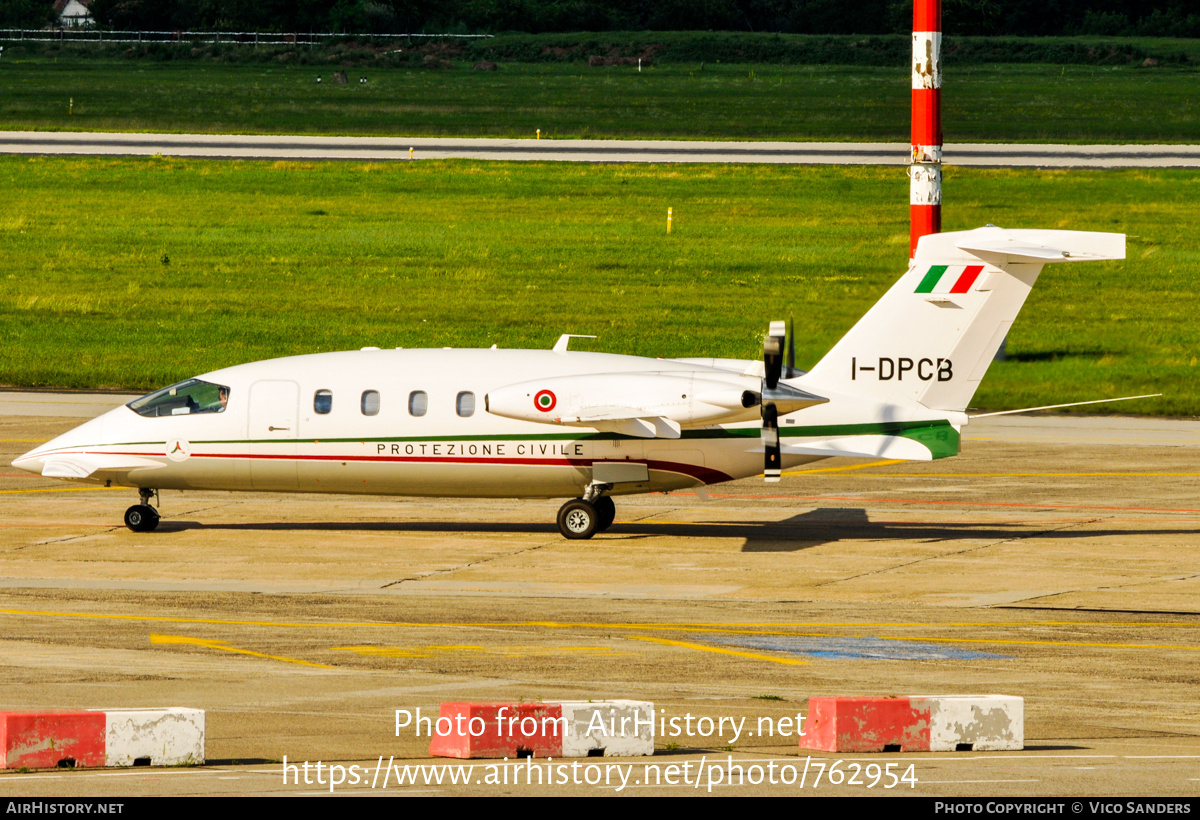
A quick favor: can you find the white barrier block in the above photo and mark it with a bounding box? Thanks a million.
[912,695,1023,751]
[558,700,653,757]
[101,708,206,767]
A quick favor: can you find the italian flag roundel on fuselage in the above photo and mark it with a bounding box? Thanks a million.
[534,390,556,412]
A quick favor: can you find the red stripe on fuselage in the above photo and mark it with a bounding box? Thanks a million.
[191,452,736,485]
[41,449,735,485]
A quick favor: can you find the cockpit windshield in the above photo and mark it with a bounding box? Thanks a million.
[128,379,230,417]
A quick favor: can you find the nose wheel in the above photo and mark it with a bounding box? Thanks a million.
[124,488,160,532]
[556,495,616,539]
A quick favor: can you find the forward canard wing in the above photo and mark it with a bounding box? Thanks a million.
[37,453,166,483]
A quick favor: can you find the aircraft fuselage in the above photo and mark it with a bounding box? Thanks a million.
[14,347,957,501]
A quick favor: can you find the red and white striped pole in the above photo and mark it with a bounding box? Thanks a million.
[910,0,942,258]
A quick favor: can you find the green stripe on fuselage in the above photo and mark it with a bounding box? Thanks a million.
[53,419,959,455]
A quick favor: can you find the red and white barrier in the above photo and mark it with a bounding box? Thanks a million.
[429,701,653,759]
[0,708,204,769]
[800,696,1023,753]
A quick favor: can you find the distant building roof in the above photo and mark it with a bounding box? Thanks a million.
[54,0,94,27]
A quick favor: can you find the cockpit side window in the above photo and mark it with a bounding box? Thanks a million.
[128,379,230,417]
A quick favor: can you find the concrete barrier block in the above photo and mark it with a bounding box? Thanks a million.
[800,695,1025,753]
[0,711,106,769]
[428,703,565,759]
[800,697,929,753]
[100,708,206,767]
[558,701,654,757]
[912,695,1024,751]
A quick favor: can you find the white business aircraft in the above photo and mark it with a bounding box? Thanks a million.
[14,226,1126,539]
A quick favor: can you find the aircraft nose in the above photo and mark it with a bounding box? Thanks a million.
[11,449,45,475]
[11,411,111,477]
[12,438,53,476]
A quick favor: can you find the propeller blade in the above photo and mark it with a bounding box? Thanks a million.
[762,403,781,482]
[785,316,797,379]
[764,320,785,390]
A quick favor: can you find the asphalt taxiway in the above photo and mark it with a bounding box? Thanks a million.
[1,400,1199,796]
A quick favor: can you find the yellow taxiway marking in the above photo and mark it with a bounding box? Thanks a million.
[629,636,809,665]
[5,609,1200,631]
[819,472,1200,478]
[336,644,621,658]
[0,486,119,495]
[149,633,335,669]
[786,459,904,475]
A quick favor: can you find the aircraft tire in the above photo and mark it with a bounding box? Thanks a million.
[594,496,616,532]
[124,504,160,533]
[557,498,598,540]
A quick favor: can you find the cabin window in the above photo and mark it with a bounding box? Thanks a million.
[361,390,380,416]
[314,389,333,414]
[408,391,428,417]
[456,391,475,418]
[128,379,230,417]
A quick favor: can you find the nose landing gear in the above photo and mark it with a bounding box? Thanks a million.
[124,488,160,533]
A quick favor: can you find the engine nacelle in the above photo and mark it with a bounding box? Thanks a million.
[486,372,765,429]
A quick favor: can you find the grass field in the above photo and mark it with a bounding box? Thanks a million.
[1,156,1196,414]
[2,58,1198,143]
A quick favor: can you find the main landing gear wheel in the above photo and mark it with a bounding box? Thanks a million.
[593,495,616,532]
[124,504,160,533]
[557,498,598,540]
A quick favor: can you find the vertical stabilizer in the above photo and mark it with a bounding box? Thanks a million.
[803,227,1124,412]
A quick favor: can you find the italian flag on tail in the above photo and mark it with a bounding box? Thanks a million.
[915,264,984,294]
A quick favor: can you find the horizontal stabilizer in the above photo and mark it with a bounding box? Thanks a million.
[955,231,1125,265]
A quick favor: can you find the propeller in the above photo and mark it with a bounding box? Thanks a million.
[762,320,787,481]
[760,319,826,482]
